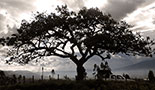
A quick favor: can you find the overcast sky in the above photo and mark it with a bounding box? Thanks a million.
[0,0,155,72]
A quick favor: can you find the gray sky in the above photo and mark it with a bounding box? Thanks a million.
[0,0,155,72]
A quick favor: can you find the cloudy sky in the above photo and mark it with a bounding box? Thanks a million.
[0,0,155,73]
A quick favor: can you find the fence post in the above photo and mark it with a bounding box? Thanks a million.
[41,75,43,81]
[57,74,59,80]
[23,76,25,84]
[32,75,34,83]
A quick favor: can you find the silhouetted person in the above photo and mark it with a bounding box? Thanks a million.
[49,75,51,80]
[32,75,34,83]
[12,74,17,84]
[41,75,43,81]
[18,75,22,84]
[23,76,26,84]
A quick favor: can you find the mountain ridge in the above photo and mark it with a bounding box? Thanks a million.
[114,59,155,71]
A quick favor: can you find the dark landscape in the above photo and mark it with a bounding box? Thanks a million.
[0,0,155,90]
[1,79,155,90]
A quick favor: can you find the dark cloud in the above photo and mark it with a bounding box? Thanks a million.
[102,0,147,20]
[60,0,149,20]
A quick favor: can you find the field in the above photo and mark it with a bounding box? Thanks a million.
[0,79,155,90]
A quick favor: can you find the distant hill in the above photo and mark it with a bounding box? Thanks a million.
[112,59,155,78]
[114,59,155,71]
[2,70,41,79]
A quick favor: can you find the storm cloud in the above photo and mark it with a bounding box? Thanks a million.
[0,0,36,37]
[102,0,147,20]
[60,0,150,20]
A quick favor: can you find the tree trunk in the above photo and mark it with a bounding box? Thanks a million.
[76,64,86,80]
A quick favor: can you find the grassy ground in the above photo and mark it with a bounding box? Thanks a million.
[0,80,155,90]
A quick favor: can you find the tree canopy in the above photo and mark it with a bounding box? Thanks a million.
[0,5,154,80]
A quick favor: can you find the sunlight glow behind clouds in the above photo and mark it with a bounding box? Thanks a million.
[34,0,63,13]
[34,0,108,12]
[124,1,155,32]
[0,0,155,73]
[0,9,7,16]
[0,10,17,35]
[84,0,108,8]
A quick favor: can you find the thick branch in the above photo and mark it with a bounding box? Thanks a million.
[51,52,70,58]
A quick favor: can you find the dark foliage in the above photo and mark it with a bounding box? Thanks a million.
[123,73,130,80]
[93,61,112,80]
[148,70,155,82]
[0,80,155,90]
[0,5,154,80]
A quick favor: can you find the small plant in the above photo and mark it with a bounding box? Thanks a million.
[93,61,112,80]
[123,73,130,81]
[148,70,155,82]
[64,75,70,80]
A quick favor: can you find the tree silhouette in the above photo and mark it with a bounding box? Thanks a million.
[0,5,154,80]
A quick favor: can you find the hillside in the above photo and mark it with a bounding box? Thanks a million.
[114,59,155,71]
[1,70,41,79]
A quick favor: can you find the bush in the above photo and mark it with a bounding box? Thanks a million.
[148,70,155,82]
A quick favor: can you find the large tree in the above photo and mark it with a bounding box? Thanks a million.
[0,5,154,80]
